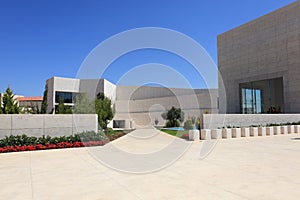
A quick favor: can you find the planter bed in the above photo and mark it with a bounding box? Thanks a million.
[0,140,108,153]
[0,130,127,154]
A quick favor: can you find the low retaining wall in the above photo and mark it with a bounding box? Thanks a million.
[200,125,300,140]
[202,114,300,129]
[0,114,98,139]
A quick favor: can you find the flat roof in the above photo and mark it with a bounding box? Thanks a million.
[16,96,43,101]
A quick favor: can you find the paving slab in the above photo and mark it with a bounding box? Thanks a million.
[1,129,300,199]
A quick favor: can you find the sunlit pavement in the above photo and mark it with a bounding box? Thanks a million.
[1,129,300,200]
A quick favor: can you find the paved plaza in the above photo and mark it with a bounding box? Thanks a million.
[1,129,300,199]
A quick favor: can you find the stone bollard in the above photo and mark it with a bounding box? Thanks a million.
[258,127,266,136]
[250,127,258,137]
[281,126,288,134]
[288,125,294,134]
[241,127,250,137]
[232,128,241,138]
[266,127,274,136]
[222,128,232,139]
[189,130,200,141]
[273,126,281,135]
[294,125,300,133]
[211,129,222,139]
[200,129,210,140]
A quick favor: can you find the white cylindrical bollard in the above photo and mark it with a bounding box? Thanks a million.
[294,125,300,133]
[281,126,288,134]
[258,127,266,136]
[189,130,200,141]
[266,127,274,136]
[200,129,211,140]
[250,127,258,137]
[222,128,232,139]
[232,128,241,138]
[273,126,281,135]
[211,129,222,139]
[241,127,250,137]
[288,125,294,134]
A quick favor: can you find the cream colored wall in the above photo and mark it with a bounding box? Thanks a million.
[114,86,218,127]
[218,2,300,113]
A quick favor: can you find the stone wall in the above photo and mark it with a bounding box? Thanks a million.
[114,86,219,127]
[0,114,98,139]
[218,2,300,113]
[202,114,300,129]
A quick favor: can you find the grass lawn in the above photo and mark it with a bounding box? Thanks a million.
[160,129,189,138]
[106,130,124,136]
[105,129,131,141]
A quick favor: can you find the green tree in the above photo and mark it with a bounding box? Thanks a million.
[73,93,94,114]
[162,106,184,127]
[184,118,194,130]
[41,83,48,114]
[31,103,41,114]
[195,115,201,130]
[94,92,114,130]
[2,86,20,114]
[55,98,72,114]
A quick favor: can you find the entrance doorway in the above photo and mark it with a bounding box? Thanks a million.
[239,77,284,114]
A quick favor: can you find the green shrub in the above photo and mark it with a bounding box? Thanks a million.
[183,119,194,130]
[162,106,184,127]
[166,120,180,128]
[0,131,108,147]
[195,116,201,130]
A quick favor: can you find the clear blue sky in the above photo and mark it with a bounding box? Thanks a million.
[0,0,297,96]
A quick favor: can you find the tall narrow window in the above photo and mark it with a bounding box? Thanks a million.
[241,88,262,114]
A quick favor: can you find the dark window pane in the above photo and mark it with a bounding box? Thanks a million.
[55,91,77,103]
[239,77,283,114]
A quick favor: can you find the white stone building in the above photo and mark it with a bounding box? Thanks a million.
[46,76,218,129]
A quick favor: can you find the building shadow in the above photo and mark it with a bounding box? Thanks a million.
[291,138,300,140]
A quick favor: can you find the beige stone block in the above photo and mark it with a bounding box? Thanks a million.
[199,130,209,140]
[294,125,300,133]
[250,127,258,137]
[232,128,241,138]
[266,127,274,136]
[288,125,294,134]
[241,127,250,137]
[211,129,222,139]
[222,128,232,139]
[273,126,281,135]
[281,126,288,134]
[258,127,266,136]
[186,130,199,141]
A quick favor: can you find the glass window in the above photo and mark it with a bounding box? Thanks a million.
[55,91,78,104]
[240,77,283,114]
[241,88,262,114]
[113,120,125,128]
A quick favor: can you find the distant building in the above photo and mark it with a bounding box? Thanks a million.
[16,96,43,114]
[218,2,300,114]
[46,76,218,128]
[0,92,43,114]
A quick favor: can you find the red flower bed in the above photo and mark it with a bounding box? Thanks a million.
[181,133,189,140]
[0,140,107,154]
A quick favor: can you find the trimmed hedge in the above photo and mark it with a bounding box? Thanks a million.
[0,129,131,153]
[0,131,107,148]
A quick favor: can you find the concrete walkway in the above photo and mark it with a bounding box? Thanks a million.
[1,129,300,199]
